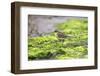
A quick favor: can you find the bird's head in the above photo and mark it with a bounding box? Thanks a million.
[54,30,59,32]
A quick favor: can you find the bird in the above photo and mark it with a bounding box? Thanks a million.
[54,30,73,42]
[55,30,70,38]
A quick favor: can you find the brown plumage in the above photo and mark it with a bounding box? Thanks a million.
[55,30,68,39]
